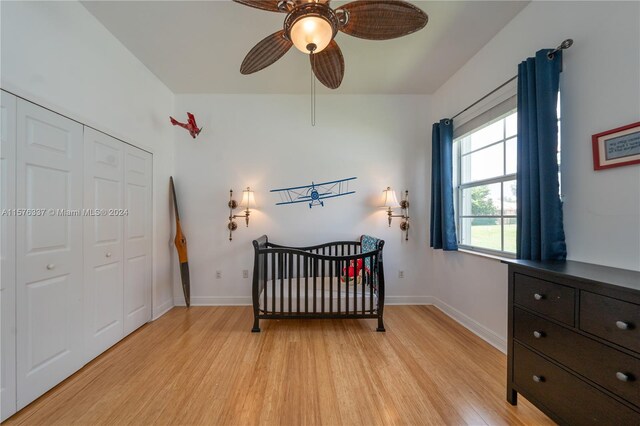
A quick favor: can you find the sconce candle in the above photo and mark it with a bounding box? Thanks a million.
[382,187,401,227]
[239,188,256,225]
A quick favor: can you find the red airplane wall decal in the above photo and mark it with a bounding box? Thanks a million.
[170,112,202,139]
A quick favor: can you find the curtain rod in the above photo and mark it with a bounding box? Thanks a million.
[449,39,573,121]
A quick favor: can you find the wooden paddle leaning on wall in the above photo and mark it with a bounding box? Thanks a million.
[170,177,190,307]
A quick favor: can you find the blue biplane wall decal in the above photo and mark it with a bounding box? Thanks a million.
[271,177,357,208]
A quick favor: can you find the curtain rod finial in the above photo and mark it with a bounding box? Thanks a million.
[560,39,573,49]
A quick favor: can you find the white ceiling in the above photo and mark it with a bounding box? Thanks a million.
[82,0,528,94]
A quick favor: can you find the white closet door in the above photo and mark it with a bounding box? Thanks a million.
[83,128,124,361]
[1,92,17,421]
[123,145,152,334]
[16,100,84,409]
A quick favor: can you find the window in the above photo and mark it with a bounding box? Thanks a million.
[454,110,518,255]
[452,90,561,256]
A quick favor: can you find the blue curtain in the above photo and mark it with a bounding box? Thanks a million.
[517,50,567,260]
[430,119,458,250]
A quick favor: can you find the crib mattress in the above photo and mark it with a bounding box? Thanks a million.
[259,277,377,314]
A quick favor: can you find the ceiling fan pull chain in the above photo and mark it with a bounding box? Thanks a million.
[311,52,316,127]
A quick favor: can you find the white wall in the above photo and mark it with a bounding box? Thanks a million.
[427,1,640,351]
[172,94,431,305]
[1,1,176,318]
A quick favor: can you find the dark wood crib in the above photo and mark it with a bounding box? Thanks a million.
[251,235,386,332]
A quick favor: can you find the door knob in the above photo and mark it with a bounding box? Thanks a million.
[533,375,545,383]
[533,293,544,301]
[533,331,544,339]
[46,263,55,270]
[106,252,112,258]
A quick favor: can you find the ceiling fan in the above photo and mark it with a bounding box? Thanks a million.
[234,0,429,89]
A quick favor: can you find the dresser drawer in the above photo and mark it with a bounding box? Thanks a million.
[580,291,640,354]
[514,343,640,425]
[514,273,575,325]
[514,307,640,407]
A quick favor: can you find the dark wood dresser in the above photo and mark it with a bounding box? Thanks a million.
[505,260,640,425]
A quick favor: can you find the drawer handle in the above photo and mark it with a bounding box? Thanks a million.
[533,331,545,339]
[106,252,112,258]
[533,293,545,301]
[532,375,545,383]
[616,321,632,330]
[46,263,55,270]
[616,372,634,382]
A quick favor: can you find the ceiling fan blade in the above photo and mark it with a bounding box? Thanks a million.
[310,40,344,89]
[240,30,292,74]
[232,0,284,13]
[337,0,428,40]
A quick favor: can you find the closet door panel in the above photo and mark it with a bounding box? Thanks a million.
[123,145,152,334]
[1,91,17,421]
[83,128,124,361]
[16,100,84,409]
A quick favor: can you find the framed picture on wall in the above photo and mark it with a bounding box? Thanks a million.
[592,121,640,170]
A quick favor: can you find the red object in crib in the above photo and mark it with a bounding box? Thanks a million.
[170,112,202,139]
[341,259,369,283]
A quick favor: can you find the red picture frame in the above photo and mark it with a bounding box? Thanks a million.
[592,121,640,170]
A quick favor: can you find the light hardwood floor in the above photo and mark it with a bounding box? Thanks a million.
[5,306,552,425]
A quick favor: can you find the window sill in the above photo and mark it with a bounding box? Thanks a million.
[457,247,515,263]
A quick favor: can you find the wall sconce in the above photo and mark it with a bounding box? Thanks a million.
[382,187,410,240]
[228,187,256,241]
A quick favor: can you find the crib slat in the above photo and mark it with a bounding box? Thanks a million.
[343,258,347,314]
[321,259,325,313]
[353,260,364,314]
[329,259,333,313]
[348,258,352,314]
[278,252,282,313]
[338,261,349,314]
[313,258,317,314]
[344,258,348,314]
[353,257,357,314]
[296,254,300,313]
[271,252,276,314]
[344,260,358,314]
[321,247,325,314]
[305,256,309,313]
[362,255,366,315]
[288,252,293,313]
[337,258,341,315]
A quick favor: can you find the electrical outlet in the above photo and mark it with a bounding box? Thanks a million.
[216,270,222,279]
[242,269,249,279]
[398,270,404,279]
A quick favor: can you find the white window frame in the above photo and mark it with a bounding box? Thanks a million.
[454,111,517,257]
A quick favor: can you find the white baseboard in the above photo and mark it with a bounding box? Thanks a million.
[385,296,436,305]
[152,299,174,320]
[429,297,507,354]
[174,296,252,306]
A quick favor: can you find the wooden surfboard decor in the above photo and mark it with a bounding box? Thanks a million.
[170,177,190,307]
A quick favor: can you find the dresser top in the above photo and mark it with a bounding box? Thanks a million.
[503,259,640,293]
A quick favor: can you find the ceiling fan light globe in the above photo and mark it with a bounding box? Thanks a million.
[290,16,333,53]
